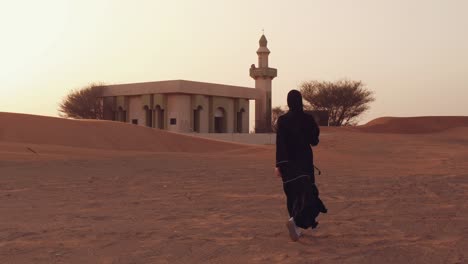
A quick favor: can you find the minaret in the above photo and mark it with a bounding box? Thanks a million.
[250,34,277,133]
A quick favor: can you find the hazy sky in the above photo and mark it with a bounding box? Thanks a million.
[1,0,467,124]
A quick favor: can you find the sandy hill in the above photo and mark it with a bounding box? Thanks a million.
[1,112,467,263]
[358,116,468,134]
[0,112,257,153]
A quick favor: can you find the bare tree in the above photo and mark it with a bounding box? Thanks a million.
[58,83,105,119]
[300,80,375,126]
[272,106,286,132]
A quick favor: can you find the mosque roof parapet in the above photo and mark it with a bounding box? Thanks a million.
[100,79,261,99]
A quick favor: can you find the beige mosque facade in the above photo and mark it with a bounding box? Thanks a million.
[101,34,277,133]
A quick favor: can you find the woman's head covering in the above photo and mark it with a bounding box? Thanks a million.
[287,90,303,112]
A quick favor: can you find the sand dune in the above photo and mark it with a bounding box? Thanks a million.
[0,112,259,153]
[1,113,467,263]
[359,116,468,134]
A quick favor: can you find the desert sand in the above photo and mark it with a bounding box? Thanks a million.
[0,112,467,264]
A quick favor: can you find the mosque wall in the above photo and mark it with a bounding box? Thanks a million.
[128,96,145,125]
[101,93,250,133]
[166,94,192,133]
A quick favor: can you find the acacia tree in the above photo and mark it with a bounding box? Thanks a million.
[271,106,286,132]
[300,80,375,126]
[58,83,104,119]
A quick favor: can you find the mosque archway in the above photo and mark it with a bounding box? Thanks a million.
[117,107,127,122]
[143,105,153,127]
[193,106,204,133]
[154,105,164,129]
[214,107,226,133]
[236,108,245,133]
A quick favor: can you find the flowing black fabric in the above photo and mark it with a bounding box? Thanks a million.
[282,175,327,229]
[276,90,327,229]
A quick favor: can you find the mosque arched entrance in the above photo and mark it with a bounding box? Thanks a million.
[116,107,127,122]
[193,106,203,133]
[236,108,245,133]
[214,107,226,133]
[144,105,153,127]
[154,105,164,129]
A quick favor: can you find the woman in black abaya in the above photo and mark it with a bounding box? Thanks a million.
[275,90,327,241]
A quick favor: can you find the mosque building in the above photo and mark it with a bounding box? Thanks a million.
[100,34,277,133]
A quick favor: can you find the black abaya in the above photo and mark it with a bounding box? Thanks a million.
[275,90,327,229]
